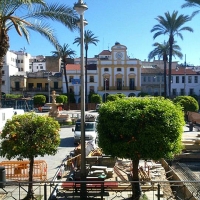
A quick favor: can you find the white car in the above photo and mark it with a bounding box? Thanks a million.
[72,116,98,144]
[41,104,52,112]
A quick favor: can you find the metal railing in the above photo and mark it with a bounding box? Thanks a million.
[0,180,199,200]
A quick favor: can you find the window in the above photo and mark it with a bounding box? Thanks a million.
[172,89,177,96]
[89,76,94,82]
[148,76,151,82]
[117,68,121,72]
[152,76,155,82]
[37,83,42,90]
[143,76,146,82]
[104,68,108,72]
[40,66,43,69]
[2,70,5,75]
[129,78,134,90]
[17,60,20,63]
[189,88,194,95]
[180,89,184,95]
[90,86,94,93]
[188,76,192,83]
[116,78,122,90]
[28,83,34,89]
[2,80,5,85]
[15,82,20,91]
[182,76,185,83]
[54,82,58,89]
[69,76,73,82]
[21,60,23,63]
[176,76,179,83]
[130,68,134,71]
[195,76,198,83]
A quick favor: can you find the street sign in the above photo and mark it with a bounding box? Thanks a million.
[72,79,81,85]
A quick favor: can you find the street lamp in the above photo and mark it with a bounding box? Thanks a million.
[74,1,88,198]
[177,54,188,95]
[104,78,107,102]
[47,72,51,103]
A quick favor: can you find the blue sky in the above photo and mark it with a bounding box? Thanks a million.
[8,0,200,65]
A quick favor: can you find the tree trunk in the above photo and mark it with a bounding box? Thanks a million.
[168,35,174,99]
[25,157,34,200]
[131,159,141,200]
[0,29,10,108]
[163,54,168,98]
[85,45,88,111]
[63,61,70,110]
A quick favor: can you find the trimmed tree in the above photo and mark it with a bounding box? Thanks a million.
[0,113,60,200]
[90,94,102,104]
[56,95,68,104]
[97,97,184,199]
[33,95,46,107]
[106,94,119,102]
[173,96,199,113]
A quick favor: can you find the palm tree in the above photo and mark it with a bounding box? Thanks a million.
[52,44,76,109]
[0,0,78,106]
[151,11,193,98]
[0,1,77,199]
[73,30,99,108]
[148,41,183,98]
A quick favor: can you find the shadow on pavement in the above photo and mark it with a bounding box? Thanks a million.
[60,137,75,148]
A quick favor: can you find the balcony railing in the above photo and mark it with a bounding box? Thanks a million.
[0,180,199,199]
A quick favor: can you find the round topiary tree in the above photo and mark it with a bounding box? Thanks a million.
[33,95,46,107]
[56,95,68,103]
[0,113,60,200]
[106,94,119,102]
[97,97,184,200]
[173,96,199,113]
[90,94,102,104]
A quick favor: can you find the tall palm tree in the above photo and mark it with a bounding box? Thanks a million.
[151,11,193,98]
[148,41,183,98]
[73,30,99,108]
[0,1,77,199]
[52,44,76,109]
[0,0,78,105]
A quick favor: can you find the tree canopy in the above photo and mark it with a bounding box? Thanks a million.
[173,95,199,113]
[0,113,60,199]
[97,97,184,160]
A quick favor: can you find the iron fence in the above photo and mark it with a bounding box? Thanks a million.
[0,180,199,200]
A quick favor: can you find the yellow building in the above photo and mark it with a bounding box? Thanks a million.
[97,42,142,101]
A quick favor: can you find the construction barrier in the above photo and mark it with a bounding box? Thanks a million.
[0,160,47,181]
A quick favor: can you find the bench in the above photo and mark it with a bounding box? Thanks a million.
[61,178,118,198]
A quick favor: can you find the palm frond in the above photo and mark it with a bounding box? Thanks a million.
[28,21,59,50]
[30,3,78,31]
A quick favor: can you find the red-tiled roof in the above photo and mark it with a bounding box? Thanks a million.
[98,50,111,55]
[170,68,198,75]
[66,64,80,71]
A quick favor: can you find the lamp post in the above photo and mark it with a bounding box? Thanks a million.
[104,78,107,102]
[184,54,186,95]
[159,76,161,96]
[74,1,88,198]
[177,54,187,95]
[47,72,51,103]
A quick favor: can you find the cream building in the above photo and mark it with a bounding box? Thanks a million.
[97,42,142,100]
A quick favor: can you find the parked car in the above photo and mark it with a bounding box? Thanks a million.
[72,115,98,144]
[41,104,52,112]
